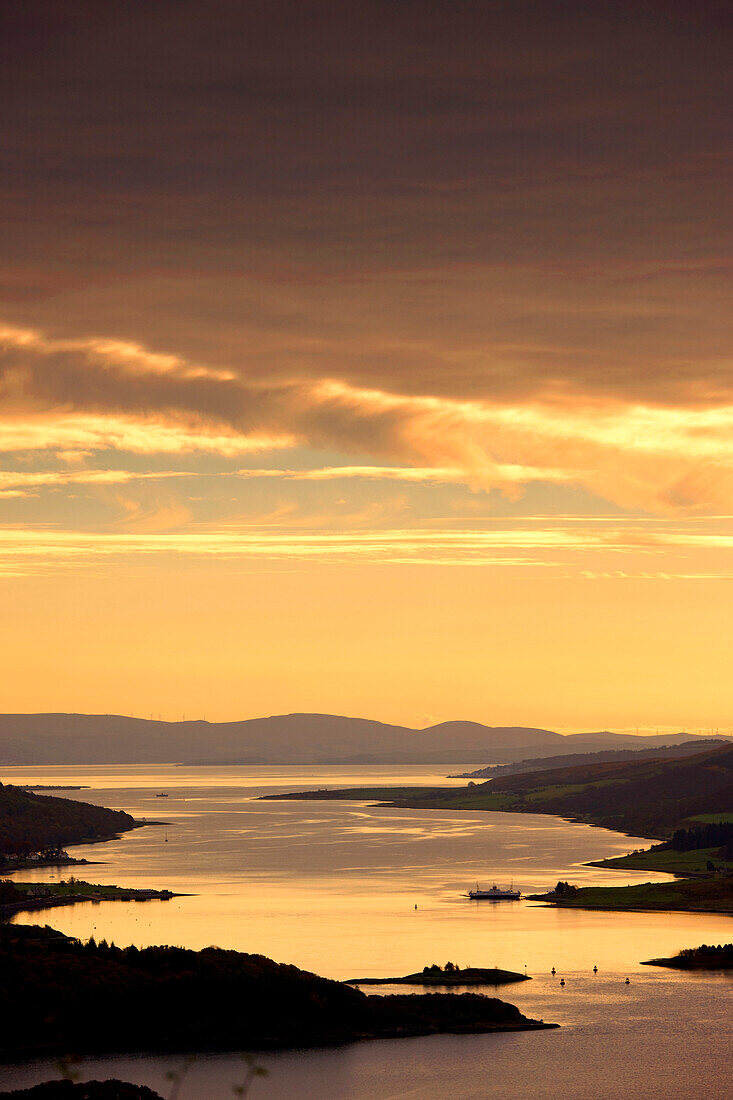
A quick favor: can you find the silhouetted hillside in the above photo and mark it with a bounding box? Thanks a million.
[451,744,733,835]
[0,925,553,1059]
[0,712,722,766]
[0,785,135,859]
[485,742,733,834]
[643,943,733,969]
[271,743,733,837]
[454,739,730,779]
[0,1083,163,1099]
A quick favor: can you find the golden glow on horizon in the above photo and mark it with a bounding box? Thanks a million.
[2,559,732,731]
[2,4,732,741]
[2,315,733,728]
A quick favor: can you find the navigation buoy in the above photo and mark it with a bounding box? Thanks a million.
[560,978,565,986]
[625,978,630,984]
[593,966,598,973]
[551,967,556,975]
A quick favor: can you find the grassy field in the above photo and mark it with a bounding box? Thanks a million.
[266,741,733,839]
[591,846,733,876]
[530,876,733,913]
[263,786,520,812]
[687,813,733,824]
[11,880,176,902]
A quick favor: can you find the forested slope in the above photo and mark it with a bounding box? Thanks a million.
[0,925,553,1058]
[0,785,135,858]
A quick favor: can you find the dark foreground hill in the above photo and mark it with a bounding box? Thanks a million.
[0,925,554,1060]
[0,712,723,766]
[0,785,135,861]
[0,1084,163,1099]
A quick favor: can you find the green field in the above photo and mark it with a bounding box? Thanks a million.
[266,742,733,839]
[10,880,176,903]
[530,876,733,913]
[592,846,733,876]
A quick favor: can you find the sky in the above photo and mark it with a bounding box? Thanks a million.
[1,0,732,730]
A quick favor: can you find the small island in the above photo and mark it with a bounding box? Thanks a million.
[347,962,530,986]
[642,943,733,970]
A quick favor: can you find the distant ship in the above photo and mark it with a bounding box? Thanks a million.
[155,793,169,798]
[464,883,521,900]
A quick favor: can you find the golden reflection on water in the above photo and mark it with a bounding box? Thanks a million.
[6,764,733,981]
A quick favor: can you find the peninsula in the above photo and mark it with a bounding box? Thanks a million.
[262,741,733,838]
[262,743,733,913]
[0,878,181,919]
[642,944,733,970]
[527,877,733,913]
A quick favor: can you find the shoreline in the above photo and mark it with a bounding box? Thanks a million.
[1,881,186,919]
[261,787,733,914]
[346,967,530,987]
[1,1017,558,1064]
[259,787,670,843]
[0,925,558,1061]
[2,817,163,877]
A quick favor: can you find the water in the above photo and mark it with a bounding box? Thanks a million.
[2,974,731,1099]
[2,764,732,1097]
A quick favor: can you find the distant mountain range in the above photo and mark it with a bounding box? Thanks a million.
[0,712,728,766]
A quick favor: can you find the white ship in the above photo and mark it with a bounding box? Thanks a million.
[464,882,521,900]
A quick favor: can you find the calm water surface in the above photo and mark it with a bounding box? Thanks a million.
[2,764,732,1097]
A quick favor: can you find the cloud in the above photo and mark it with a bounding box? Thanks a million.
[4,321,733,515]
[0,468,189,497]
[0,1,729,424]
[232,463,571,487]
[2,516,733,579]
[112,498,193,534]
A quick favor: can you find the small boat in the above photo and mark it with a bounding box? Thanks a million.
[463,882,521,900]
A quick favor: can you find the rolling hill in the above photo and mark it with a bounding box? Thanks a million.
[453,738,730,779]
[0,712,725,767]
[0,783,136,858]
[276,742,733,838]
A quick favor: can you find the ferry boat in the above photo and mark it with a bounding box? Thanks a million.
[464,883,521,900]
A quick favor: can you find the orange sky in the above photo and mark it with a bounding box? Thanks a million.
[1,2,731,730]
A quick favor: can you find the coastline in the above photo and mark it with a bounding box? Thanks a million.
[346,967,530,987]
[0,925,558,1061]
[261,787,733,913]
[0,881,185,920]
